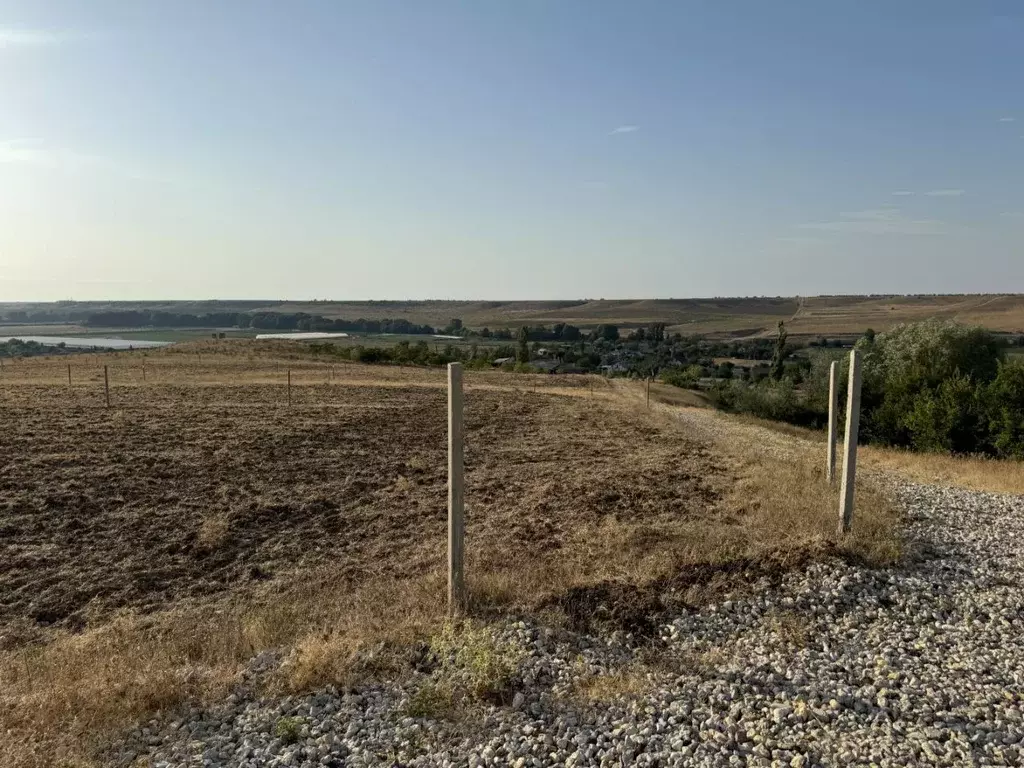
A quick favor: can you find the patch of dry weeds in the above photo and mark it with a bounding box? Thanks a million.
[861,445,1024,495]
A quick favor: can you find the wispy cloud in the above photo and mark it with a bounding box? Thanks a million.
[0,27,65,48]
[609,125,639,136]
[798,208,943,235]
[776,236,824,245]
[891,190,915,196]
[0,139,107,171]
[999,116,1016,122]
[0,138,179,186]
[924,189,965,197]
[1000,211,1024,219]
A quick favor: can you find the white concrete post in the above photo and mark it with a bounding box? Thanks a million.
[826,361,838,483]
[838,349,862,534]
[448,363,465,615]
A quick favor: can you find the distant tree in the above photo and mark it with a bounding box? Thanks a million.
[560,324,582,341]
[770,321,789,381]
[593,324,620,342]
[517,326,530,363]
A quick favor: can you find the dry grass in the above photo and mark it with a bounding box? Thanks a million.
[573,662,652,703]
[764,609,814,648]
[860,445,1024,495]
[0,347,904,766]
[1,571,448,767]
[196,514,231,551]
[719,407,1024,497]
[724,440,902,567]
[647,382,712,409]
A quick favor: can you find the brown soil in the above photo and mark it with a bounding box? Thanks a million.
[0,372,722,637]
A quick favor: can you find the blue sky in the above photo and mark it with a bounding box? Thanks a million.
[0,1,1022,301]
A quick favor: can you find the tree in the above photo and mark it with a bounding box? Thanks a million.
[904,373,985,453]
[859,320,1004,450]
[517,326,530,363]
[984,361,1024,458]
[770,321,788,381]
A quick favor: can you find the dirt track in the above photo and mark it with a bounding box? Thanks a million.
[0,372,723,635]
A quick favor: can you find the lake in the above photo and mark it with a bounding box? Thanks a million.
[2,335,172,350]
[254,332,350,340]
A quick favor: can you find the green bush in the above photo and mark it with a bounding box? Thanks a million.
[728,378,812,425]
[984,361,1024,459]
[661,364,703,389]
[274,717,303,745]
[903,372,986,453]
[858,320,1004,453]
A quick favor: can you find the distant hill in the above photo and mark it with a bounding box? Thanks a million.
[247,295,1024,337]
[3,295,1024,338]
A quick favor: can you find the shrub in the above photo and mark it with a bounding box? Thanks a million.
[731,378,803,423]
[661,364,702,389]
[274,717,303,745]
[858,320,1005,452]
[428,621,524,706]
[984,361,1024,459]
[903,372,986,453]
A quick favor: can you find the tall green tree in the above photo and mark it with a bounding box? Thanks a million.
[517,326,530,363]
[770,321,788,381]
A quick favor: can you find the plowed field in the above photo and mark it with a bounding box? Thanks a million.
[0,355,722,637]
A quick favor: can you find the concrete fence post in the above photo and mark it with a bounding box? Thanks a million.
[288,369,292,406]
[826,361,838,483]
[104,365,110,408]
[448,362,465,615]
[838,349,863,534]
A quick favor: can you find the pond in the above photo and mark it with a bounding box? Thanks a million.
[1,335,172,350]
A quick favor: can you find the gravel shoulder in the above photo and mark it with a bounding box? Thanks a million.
[127,407,1024,768]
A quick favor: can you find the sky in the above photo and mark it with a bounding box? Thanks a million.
[0,0,1022,301]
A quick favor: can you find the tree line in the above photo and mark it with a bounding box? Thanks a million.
[705,320,1024,459]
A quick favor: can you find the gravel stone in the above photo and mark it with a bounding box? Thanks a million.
[122,479,1024,767]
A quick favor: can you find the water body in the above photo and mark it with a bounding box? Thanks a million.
[254,332,350,340]
[2,335,172,350]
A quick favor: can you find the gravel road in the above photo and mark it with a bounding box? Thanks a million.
[130,477,1024,768]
